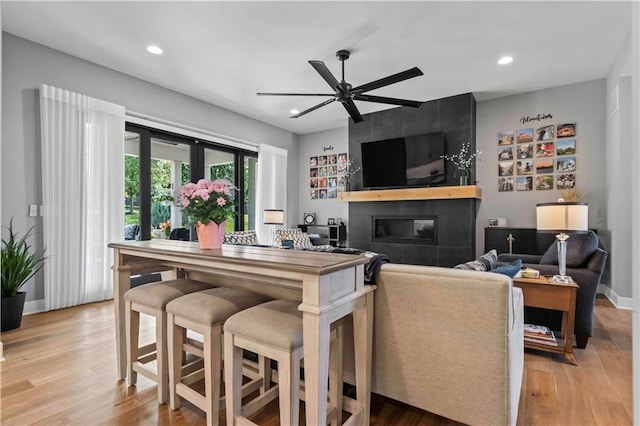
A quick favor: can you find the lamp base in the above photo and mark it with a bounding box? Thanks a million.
[551,274,573,283]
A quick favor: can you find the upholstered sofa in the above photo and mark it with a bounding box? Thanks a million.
[497,232,607,349]
[341,264,524,426]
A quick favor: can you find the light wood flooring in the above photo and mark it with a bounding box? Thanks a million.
[0,296,632,425]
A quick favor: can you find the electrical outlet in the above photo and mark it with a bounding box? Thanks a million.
[29,204,38,217]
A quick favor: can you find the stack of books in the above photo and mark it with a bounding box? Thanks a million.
[514,268,540,279]
[524,324,558,346]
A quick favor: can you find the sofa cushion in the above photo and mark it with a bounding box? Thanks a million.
[489,259,522,278]
[454,249,498,271]
[539,231,598,268]
[224,230,259,245]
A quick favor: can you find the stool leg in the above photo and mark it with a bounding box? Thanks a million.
[259,355,272,394]
[167,313,184,410]
[156,311,169,404]
[279,353,300,426]
[224,332,243,426]
[204,325,222,426]
[329,325,344,426]
[125,300,139,386]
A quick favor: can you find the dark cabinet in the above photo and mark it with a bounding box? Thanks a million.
[298,225,347,247]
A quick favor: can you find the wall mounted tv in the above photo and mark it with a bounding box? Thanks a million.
[361,132,445,189]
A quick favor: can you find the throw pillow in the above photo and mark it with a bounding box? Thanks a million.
[453,249,498,271]
[224,230,258,246]
[274,228,313,249]
[539,231,598,268]
[489,259,522,278]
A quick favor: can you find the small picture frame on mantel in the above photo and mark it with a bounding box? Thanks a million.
[327,218,336,225]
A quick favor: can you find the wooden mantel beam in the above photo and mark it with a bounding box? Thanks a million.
[337,185,482,202]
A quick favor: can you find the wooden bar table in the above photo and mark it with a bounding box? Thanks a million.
[109,239,374,425]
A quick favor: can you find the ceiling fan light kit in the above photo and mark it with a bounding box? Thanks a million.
[257,49,424,123]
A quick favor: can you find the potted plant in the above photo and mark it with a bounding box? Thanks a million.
[1,219,46,331]
[175,178,236,249]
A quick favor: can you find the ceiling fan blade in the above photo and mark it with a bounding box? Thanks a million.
[290,98,336,119]
[353,94,423,108]
[257,92,335,97]
[352,67,424,94]
[342,100,363,123]
[309,60,340,91]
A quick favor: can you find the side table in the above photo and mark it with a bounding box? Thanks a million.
[512,276,578,365]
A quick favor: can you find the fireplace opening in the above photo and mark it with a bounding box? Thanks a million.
[372,216,437,245]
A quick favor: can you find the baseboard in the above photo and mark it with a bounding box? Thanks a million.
[23,299,46,315]
[598,284,634,310]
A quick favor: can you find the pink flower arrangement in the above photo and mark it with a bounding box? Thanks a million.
[175,178,236,225]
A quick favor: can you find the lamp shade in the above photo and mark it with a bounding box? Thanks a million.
[263,209,284,225]
[536,202,588,231]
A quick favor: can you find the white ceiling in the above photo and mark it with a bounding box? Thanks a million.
[2,1,632,135]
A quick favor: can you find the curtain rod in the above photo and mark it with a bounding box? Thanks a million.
[125,110,259,151]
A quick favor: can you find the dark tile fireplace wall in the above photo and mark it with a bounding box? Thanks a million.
[348,93,477,266]
[350,200,477,266]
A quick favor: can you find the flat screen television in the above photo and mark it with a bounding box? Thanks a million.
[361,132,445,189]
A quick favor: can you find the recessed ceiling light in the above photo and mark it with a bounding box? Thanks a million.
[290,109,300,115]
[498,56,514,65]
[147,45,163,55]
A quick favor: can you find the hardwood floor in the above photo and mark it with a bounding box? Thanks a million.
[1,296,632,425]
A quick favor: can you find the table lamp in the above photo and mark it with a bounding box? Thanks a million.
[536,201,588,283]
[263,209,284,246]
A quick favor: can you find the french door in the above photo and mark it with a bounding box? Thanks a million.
[124,123,257,240]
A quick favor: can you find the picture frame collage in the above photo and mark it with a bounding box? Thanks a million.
[309,152,349,200]
[497,122,577,192]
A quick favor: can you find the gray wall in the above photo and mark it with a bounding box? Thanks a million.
[297,126,349,229]
[2,33,299,303]
[606,35,632,301]
[476,79,607,279]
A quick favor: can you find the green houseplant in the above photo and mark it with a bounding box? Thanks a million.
[1,219,46,331]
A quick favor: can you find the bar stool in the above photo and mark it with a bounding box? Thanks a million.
[166,287,271,426]
[124,278,214,403]
[223,299,344,426]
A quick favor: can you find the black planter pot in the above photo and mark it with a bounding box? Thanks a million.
[1,292,27,331]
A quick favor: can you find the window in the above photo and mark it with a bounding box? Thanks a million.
[124,123,257,240]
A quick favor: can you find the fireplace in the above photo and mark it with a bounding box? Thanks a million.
[372,216,437,245]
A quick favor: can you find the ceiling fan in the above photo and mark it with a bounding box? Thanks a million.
[257,49,424,123]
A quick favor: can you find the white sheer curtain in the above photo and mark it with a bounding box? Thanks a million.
[255,144,288,245]
[39,84,125,310]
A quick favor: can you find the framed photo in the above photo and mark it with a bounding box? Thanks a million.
[516,176,533,191]
[557,173,576,189]
[535,175,554,190]
[488,218,499,227]
[557,156,576,172]
[498,177,514,192]
[328,218,336,225]
[498,161,514,177]
[556,139,576,155]
[516,143,533,159]
[328,154,337,165]
[557,123,576,138]
[535,159,554,174]
[498,146,513,161]
[536,125,555,141]
[498,131,514,145]
[535,142,554,157]
[338,153,348,164]
[516,128,534,143]
[516,160,533,175]
[310,156,318,166]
